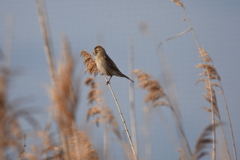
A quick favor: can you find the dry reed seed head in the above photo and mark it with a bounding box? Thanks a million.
[85,77,94,85]
[196,78,208,85]
[137,72,152,81]
[67,131,100,160]
[80,50,90,59]
[88,89,101,98]
[178,148,186,160]
[85,77,102,104]
[197,78,220,88]
[200,57,212,63]
[202,93,216,104]
[102,106,119,128]
[88,90,102,104]
[197,63,220,81]
[132,69,142,74]
[198,48,212,62]
[92,117,101,126]
[91,82,98,88]
[196,64,217,75]
[86,61,99,76]
[86,106,102,121]
[134,70,167,104]
[48,40,78,136]
[145,90,165,103]
[138,80,163,94]
[141,80,161,90]
[202,94,220,119]
[83,55,92,64]
[80,50,99,76]
[171,0,184,8]
[210,82,220,88]
[199,71,219,80]
[201,107,212,113]
[198,48,210,58]
[192,123,221,160]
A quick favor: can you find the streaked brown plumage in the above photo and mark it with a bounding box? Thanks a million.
[93,45,134,84]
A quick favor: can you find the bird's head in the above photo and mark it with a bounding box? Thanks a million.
[93,45,106,57]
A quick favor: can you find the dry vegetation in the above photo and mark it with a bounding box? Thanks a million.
[0,0,237,160]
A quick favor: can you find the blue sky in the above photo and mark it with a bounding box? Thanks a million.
[0,1,240,159]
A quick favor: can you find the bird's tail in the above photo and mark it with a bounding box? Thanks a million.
[122,74,134,83]
[127,77,134,83]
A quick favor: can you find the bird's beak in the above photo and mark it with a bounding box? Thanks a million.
[93,51,96,56]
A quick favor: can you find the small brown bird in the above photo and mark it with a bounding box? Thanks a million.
[93,45,134,84]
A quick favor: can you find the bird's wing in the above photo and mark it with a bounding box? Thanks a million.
[104,53,122,73]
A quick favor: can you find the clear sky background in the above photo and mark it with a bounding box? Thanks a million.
[0,1,240,160]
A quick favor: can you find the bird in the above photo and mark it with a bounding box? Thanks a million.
[93,45,134,84]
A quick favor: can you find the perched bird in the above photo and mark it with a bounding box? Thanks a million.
[93,45,134,84]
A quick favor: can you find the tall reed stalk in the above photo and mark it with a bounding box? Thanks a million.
[170,1,236,159]
[139,21,192,159]
[129,38,138,156]
[103,75,138,160]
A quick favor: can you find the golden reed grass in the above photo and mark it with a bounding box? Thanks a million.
[133,69,194,159]
[46,37,100,160]
[85,77,136,159]
[85,77,121,140]
[192,123,221,160]
[196,47,231,159]
[48,36,78,136]
[1,0,235,159]
[132,69,168,107]
[0,67,22,159]
[80,51,99,76]
[171,0,184,8]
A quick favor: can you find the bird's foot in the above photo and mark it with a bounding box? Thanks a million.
[106,81,110,85]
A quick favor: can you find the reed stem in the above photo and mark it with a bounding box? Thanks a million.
[103,76,138,160]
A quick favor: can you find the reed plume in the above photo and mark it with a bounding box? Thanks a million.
[133,69,192,159]
[48,36,78,135]
[171,0,184,8]
[85,77,121,139]
[46,36,81,160]
[192,123,221,160]
[68,130,100,160]
[80,51,99,76]
[0,67,22,159]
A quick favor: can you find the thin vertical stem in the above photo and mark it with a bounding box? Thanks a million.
[36,0,55,83]
[156,46,192,159]
[220,83,237,160]
[183,9,201,49]
[183,8,216,160]
[155,108,179,152]
[103,76,138,160]
[72,123,80,160]
[144,105,151,160]
[129,38,138,156]
[211,101,216,160]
